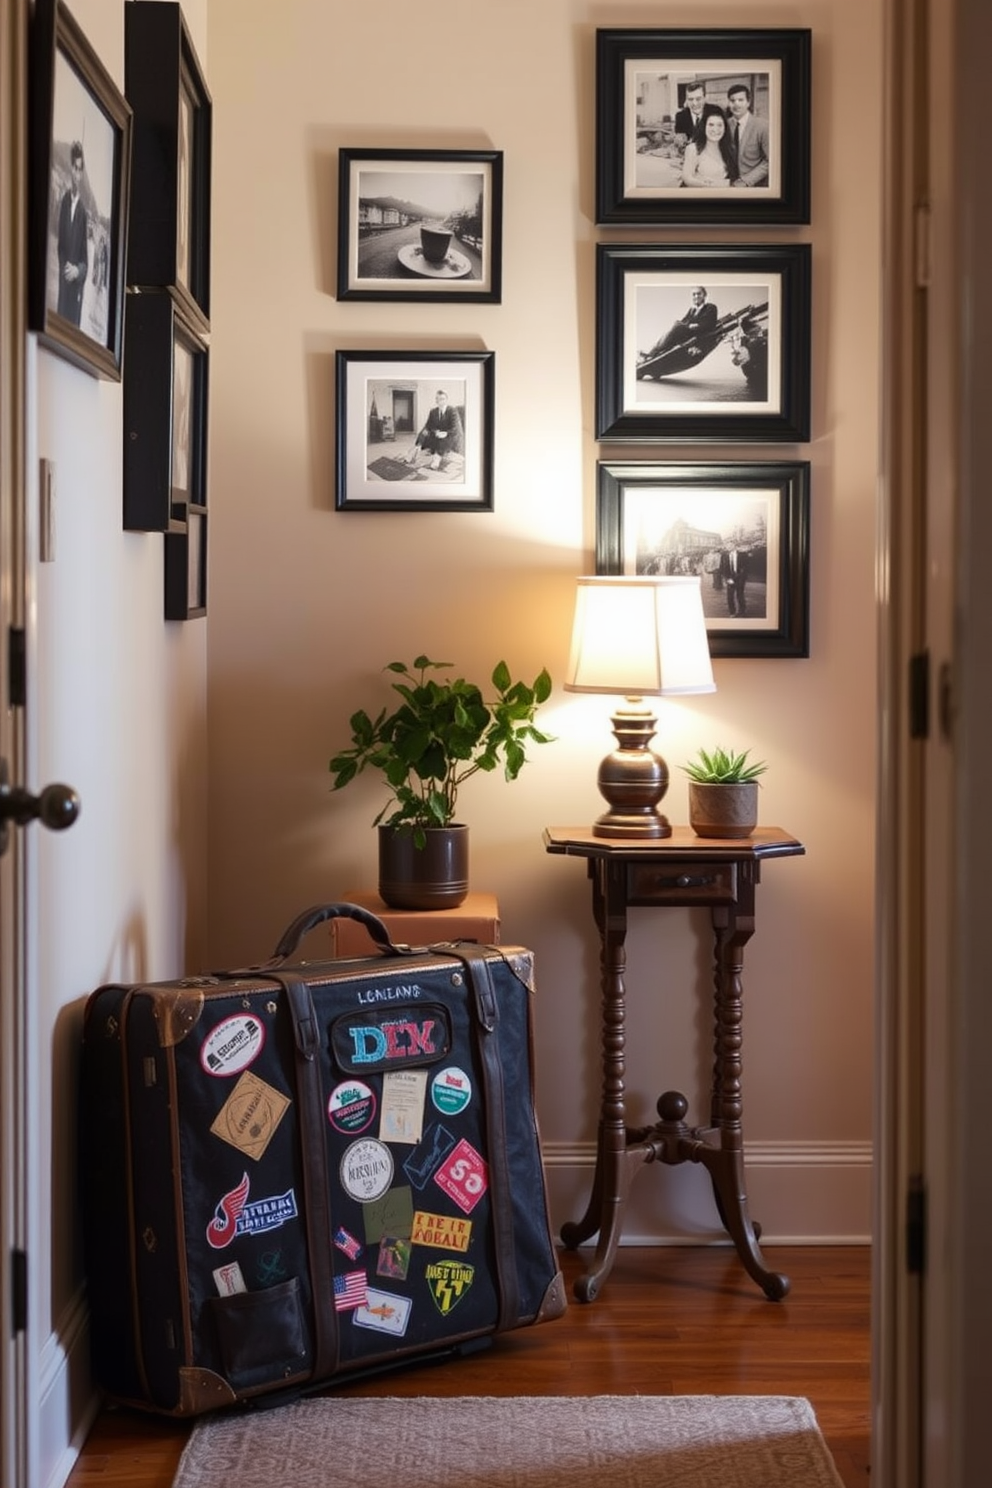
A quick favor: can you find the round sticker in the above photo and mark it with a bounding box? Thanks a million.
[340,1138,394,1202]
[328,1080,376,1135]
[431,1066,472,1116]
[200,1014,265,1077]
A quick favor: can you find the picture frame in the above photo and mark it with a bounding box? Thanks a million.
[596,460,810,658]
[337,149,503,303]
[596,27,811,225]
[123,291,209,532]
[125,0,211,330]
[336,351,495,513]
[164,504,207,620]
[596,243,811,443]
[27,0,133,380]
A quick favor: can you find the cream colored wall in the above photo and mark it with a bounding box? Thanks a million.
[206,0,880,1241]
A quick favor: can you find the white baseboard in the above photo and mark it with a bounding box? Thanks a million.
[37,1286,97,1488]
[543,1139,873,1245]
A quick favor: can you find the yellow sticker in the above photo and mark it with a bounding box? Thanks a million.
[210,1070,290,1161]
[410,1209,472,1252]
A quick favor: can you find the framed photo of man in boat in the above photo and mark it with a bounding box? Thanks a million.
[595,243,811,443]
[596,460,811,658]
[596,28,811,226]
[337,149,503,303]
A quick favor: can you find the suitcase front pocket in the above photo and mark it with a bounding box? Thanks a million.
[209,1277,309,1389]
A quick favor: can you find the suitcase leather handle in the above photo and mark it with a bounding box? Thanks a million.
[271,902,403,961]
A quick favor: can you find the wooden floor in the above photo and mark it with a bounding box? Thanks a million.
[67,1244,870,1487]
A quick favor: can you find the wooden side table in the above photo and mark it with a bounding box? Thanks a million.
[329,890,500,956]
[544,826,805,1304]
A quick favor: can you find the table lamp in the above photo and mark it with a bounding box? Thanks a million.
[564,575,716,838]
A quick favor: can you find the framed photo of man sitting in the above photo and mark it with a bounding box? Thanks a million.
[596,28,811,226]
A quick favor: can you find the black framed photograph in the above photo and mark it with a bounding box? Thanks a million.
[597,460,810,658]
[596,28,810,225]
[28,0,132,379]
[164,504,207,621]
[125,0,211,329]
[596,243,811,443]
[335,351,495,512]
[337,149,503,303]
[123,291,209,532]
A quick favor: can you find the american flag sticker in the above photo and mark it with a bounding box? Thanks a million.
[334,1226,363,1260]
[333,1270,368,1311]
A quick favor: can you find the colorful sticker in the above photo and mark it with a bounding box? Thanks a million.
[212,1261,246,1296]
[402,1123,456,1190]
[380,1069,427,1144]
[333,1270,368,1311]
[200,1014,265,1078]
[353,1287,411,1337]
[431,1066,472,1116]
[434,1138,488,1215]
[376,1236,412,1281]
[426,1259,474,1314]
[411,1210,472,1253]
[206,1174,298,1250]
[363,1186,414,1246]
[340,1138,394,1202]
[334,1226,363,1261]
[209,1070,290,1161]
[331,1005,451,1075]
[328,1080,376,1135]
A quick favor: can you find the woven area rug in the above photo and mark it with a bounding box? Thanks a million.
[171,1394,845,1487]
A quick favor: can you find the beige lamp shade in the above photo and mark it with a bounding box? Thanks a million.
[565,576,716,698]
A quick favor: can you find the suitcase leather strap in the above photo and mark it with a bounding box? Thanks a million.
[274,972,340,1382]
[445,945,521,1332]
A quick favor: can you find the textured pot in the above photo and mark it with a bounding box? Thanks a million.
[687,781,759,839]
[377,824,469,910]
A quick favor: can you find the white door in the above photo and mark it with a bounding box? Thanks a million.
[1,5,79,1484]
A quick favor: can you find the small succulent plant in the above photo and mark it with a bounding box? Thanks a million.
[682,746,768,785]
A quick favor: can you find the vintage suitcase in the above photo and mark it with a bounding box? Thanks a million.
[80,903,566,1416]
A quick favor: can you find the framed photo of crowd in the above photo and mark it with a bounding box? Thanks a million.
[596,28,811,226]
[28,0,132,379]
[335,350,495,512]
[596,460,811,658]
[595,242,811,444]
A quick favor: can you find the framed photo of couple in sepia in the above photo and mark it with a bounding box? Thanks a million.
[596,28,811,225]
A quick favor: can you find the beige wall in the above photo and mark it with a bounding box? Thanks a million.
[205,0,880,1240]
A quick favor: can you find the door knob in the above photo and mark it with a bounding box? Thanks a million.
[0,762,80,855]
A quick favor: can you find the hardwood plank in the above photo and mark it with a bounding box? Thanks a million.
[66,1245,870,1488]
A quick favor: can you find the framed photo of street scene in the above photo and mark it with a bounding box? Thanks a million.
[125,0,212,331]
[595,242,811,443]
[337,149,503,303]
[28,0,133,380]
[596,460,810,658]
[596,28,811,225]
[335,351,495,512]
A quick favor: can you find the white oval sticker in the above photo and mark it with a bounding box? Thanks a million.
[200,1014,265,1077]
[340,1138,394,1202]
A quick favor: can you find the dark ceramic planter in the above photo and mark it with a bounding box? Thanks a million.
[377,823,469,910]
[687,781,759,839]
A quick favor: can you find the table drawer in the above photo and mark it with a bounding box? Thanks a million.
[626,861,737,904]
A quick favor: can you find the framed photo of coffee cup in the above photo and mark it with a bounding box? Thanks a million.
[596,242,811,443]
[336,351,495,512]
[596,460,810,658]
[596,28,811,225]
[337,149,503,302]
[28,0,133,380]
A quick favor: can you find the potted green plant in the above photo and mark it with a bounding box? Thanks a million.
[682,746,768,839]
[329,655,553,909]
